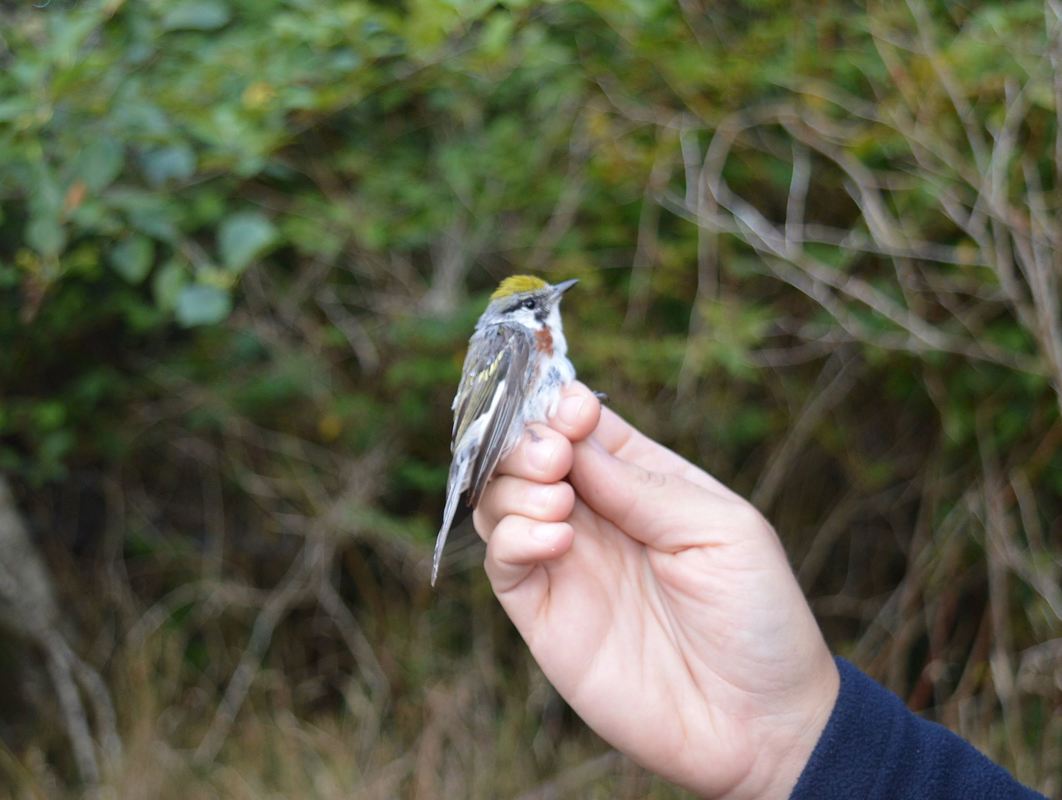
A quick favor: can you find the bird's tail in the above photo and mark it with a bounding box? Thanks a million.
[431,459,466,586]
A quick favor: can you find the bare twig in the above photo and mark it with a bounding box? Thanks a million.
[42,631,100,785]
[752,352,862,509]
[527,114,591,271]
[0,477,121,785]
[976,422,1029,773]
[625,129,676,326]
[316,285,382,374]
[513,751,626,800]
[194,540,321,765]
[674,122,720,402]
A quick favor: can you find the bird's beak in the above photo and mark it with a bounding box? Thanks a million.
[552,278,578,298]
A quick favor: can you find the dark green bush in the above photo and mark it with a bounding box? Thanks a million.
[0,0,1058,795]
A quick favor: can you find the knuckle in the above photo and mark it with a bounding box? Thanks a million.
[727,500,770,535]
[495,513,527,538]
[489,474,516,498]
[487,514,532,564]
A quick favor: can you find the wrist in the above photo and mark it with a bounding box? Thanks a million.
[727,652,840,800]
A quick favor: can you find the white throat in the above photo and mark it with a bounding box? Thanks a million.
[544,304,568,358]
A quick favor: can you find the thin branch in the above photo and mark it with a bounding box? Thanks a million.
[42,631,100,786]
[625,129,676,326]
[527,114,591,271]
[193,541,320,765]
[752,352,862,509]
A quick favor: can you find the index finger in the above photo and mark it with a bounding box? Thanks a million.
[493,381,601,484]
[545,382,601,443]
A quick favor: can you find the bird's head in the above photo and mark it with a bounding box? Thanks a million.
[478,275,578,333]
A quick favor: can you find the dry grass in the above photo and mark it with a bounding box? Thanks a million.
[0,600,693,800]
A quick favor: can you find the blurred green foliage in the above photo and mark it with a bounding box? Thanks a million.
[0,0,1059,795]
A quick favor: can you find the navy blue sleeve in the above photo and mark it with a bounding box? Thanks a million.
[790,658,1046,800]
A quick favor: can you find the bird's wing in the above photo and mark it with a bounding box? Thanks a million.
[450,324,532,508]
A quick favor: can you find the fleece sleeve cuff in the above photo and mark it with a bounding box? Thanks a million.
[789,657,1046,800]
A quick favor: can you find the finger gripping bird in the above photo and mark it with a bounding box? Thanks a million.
[432,275,578,585]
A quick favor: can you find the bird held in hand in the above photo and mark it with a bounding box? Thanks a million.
[432,275,578,585]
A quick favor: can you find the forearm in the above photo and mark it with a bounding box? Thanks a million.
[790,658,1046,800]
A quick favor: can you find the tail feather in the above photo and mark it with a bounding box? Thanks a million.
[431,458,467,586]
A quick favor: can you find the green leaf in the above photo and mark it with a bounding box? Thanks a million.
[175,284,232,327]
[161,1,232,32]
[26,216,65,257]
[109,236,155,284]
[153,259,190,311]
[33,401,67,430]
[0,97,34,122]
[75,139,125,192]
[107,189,180,241]
[481,11,515,55]
[141,145,197,186]
[218,211,277,273]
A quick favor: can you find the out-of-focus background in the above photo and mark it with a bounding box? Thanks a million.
[1,0,1060,796]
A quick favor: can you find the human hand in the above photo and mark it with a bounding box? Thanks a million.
[473,383,839,799]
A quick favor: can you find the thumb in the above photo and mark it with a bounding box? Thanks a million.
[570,436,754,552]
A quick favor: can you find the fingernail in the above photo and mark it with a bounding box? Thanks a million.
[528,437,557,472]
[558,395,586,427]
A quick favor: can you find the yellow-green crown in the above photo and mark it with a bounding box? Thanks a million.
[491,274,548,300]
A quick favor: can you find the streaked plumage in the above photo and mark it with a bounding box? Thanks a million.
[432,276,578,585]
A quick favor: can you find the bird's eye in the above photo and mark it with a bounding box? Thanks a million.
[522,298,537,310]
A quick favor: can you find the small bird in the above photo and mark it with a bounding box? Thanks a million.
[432,275,579,585]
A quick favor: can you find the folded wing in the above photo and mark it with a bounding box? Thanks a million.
[450,324,533,507]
